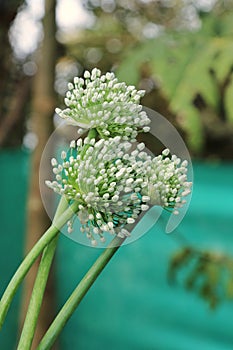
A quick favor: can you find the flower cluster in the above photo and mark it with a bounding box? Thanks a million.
[46,68,192,245]
[55,68,150,140]
[46,136,191,245]
[140,149,192,215]
[46,137,147,244]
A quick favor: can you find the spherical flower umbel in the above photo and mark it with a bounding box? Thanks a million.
[46,137,148,244]
[55,68,150,140]
[46,136,191,245]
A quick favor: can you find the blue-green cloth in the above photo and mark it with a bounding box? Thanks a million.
[56,162,233,350]
[0,150,29,350]
[0,150,233,350]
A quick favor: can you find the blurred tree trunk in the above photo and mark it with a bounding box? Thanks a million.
[20,0,58,348]
[0,0,29,147]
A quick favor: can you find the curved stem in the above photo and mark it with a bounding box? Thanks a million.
[80,128,97,159]
[0,201,79,329]
[17,196,69,350]
[37,236,125,350]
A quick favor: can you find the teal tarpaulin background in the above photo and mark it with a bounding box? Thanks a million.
[0,150,28,350]
[0,150,233,349]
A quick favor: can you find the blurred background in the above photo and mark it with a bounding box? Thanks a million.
[0,0,233,349]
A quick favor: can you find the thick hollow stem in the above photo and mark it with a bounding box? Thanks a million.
[37,236,125,350]
[17,196,69,350]
[0,201,79,329]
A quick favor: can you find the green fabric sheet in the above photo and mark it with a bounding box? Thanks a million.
[0,150,233,350]
[56,162,233,350]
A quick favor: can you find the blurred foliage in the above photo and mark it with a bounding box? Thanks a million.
[2,0,233,158]
[169,246,233,309]
[56,0,196,128]
[61,0,205,72]
[117,12,233,157]
[60,0,233,158]
[58,0,183,79]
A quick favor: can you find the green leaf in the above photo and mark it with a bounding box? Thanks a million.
[117,25,233,153]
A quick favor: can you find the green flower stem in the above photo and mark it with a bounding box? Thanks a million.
[17,196,69,350]
[37,235,126,350]
[80,128,97,158]
[0,200,79,329]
